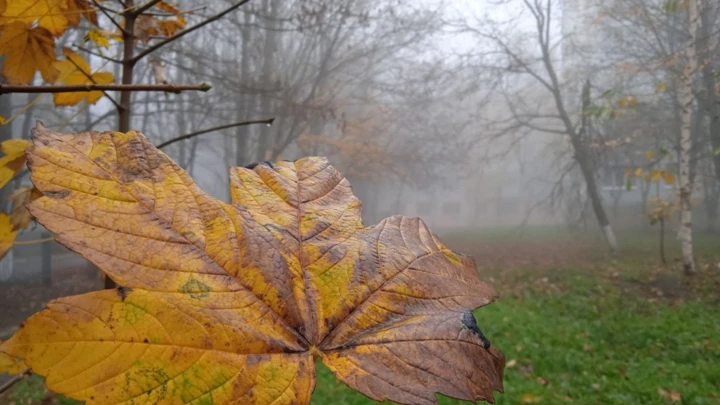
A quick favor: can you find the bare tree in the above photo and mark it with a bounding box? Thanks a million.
[454,0,619,251]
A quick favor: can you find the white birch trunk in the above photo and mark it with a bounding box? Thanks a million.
[678,0,700,274]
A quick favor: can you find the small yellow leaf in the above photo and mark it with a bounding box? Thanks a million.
[0,139,31,189]
[86,29,110,48]
[646,150,656,160]
[0,115,5,126]
[0,348,26,374]
[651,170,662,182]
[0,0,68,37]
[0,211,17,260]
[658,388,682,402]
[644,173,651,183]
[635,168,643,177]
[2,139,32,156]
[654,82,668,93]
[662,171,675,184]
[8,186,42,230]
[66,0,98,27]
[624,169,633,178]
[0,22,59,84]
[522,393,542,403]
[53,48,115,106]
[619,96,637,109]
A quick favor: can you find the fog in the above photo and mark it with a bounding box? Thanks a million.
[1,0,719,236]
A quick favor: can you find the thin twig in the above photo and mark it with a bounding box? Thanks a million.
[0,368,31,395]
[1,83,212,94]
[131,0,252,63]
[156,118,274,149]
[15,237,55,245]
[90,0,127,34]
[74,45,123,64]
[129,0,164,16]
[65,55,122,110]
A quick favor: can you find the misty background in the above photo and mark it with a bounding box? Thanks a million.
[0,0,718,241]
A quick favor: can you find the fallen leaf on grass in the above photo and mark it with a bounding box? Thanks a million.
[658,388,681,402]
[537,376,549,386]
[521,393,541,403]
[506,359,517,368]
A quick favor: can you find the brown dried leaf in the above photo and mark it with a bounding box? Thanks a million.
[0,125,504,405]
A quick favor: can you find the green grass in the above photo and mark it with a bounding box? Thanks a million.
[2,229,719,405]
[308,269,720,404]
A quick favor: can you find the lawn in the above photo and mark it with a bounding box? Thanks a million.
[2,228,719,405]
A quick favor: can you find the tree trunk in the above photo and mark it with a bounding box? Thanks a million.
[699,10,720,182]
[677,0,700,275]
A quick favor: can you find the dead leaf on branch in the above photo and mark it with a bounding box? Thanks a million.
[0,124,504,405]
[0,211,16,260]
[0,22,59,85]
[53,48,114,106]
[0,138,32,189]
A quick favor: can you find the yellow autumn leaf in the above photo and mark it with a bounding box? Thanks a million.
[0,0,68,36]
[0,22,59,84]
[644,173,651,183]
[0,124,505,405]
[522,393,542,403]
[0,139,31,190]
[654,82,668,93]
[0,347,26,374]
[662,171,675,184]
[0,115,5,126]
[8,186,42,230]
[619,96,637,109]
[652,170,662,182]
[0,211,17,260]
[646,150,656,160]
[624,168,633,178]
[635,168,643,177]
[66,0,98,27]
[53,48,115,106]
[86,29,110,48]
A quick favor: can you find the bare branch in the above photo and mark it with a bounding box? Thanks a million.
[65,54,122,110]
[91,0,127,34]
[130,0,164,16]
[1,83,212,94]
[156,118,275,149]
[74,45,123,64]
[131,0,252,63]
[0,369,31,395]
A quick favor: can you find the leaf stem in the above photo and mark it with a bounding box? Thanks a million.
[0,84,212,94]
[156,118,274,149]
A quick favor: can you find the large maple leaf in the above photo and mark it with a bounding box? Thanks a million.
[0,124,504,405]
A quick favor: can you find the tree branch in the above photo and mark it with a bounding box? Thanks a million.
[156,118,274,149]
[65,55,122,110]
[130,0,164,16]
[131,0,252,63]
[1,83,212,94]
[75,45,123,64]
[0,368,31,395]
[90,0,127,34]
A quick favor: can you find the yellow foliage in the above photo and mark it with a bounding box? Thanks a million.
[86,29,110,48]
[662,171,675,184]
[65,0,98,27]
[0,348,26,374]
[619,96,638,109]
[0,138,31,190]
[0,211,16,260]
[53,48,115,106]
[654,82,668,93]
[635,168,644,177]
[0,0,68,36]
[646,150,656,160]
[8,186,42,230]
[651,170,662,182]
[0,22,59,84]
[0,124,505,405]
